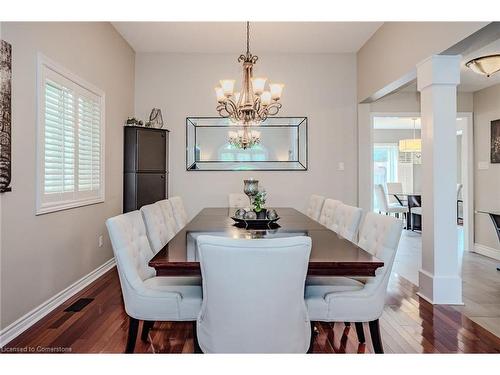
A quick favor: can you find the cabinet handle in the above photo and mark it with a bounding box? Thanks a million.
[160,175,164,179]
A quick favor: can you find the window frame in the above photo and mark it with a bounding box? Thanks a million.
[36,53,105,215]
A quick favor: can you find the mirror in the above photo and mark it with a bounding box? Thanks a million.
[186,117,307,171]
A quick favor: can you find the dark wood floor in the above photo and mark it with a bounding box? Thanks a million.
[4,268,500,353]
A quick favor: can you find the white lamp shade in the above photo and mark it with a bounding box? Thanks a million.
[260,91,271,106]
[214,86,225,102]
[269,83,284,100]
[220,79,236,96]
[399,138,422,153]
[251,77,267,95]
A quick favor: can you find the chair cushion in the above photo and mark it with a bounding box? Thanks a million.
[143,277,202,320]
[388,203,408,213]
[305,278,364,321]
[412,207,422,215]
[306,276,365,287]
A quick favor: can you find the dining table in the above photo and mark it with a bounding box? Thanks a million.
[149,207,384,277]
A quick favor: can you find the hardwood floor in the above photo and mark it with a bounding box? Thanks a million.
[3,268,500,354]
[393,228,500,340]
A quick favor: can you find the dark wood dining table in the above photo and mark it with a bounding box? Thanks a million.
[149,207,384,277]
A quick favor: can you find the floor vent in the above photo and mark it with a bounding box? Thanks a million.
[64,298,94,312]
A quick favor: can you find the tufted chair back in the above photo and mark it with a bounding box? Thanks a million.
[306,194,325,221]
[374,184,389,212]
[356,212,402,313]
[318,199,342,228]
[228,193,249,209]
[330,203,363,242]
[106,211,156,311]
[196,235,312,353]
[169,196,188,230]
[140,202,176,254]
[157,199,180,235]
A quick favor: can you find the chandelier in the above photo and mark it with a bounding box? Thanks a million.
[215,22,284,125]
[399,118,422,153]
[228,128,261,150]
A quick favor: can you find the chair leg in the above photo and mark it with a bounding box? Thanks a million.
[368,319,384,354]
[141,320,155,342]
[354,322,365,343]
[192,321,202,353]
[308,321,315,353]
[125,317,139,353]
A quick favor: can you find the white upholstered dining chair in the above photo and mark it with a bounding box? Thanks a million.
[157,199,180,235]
[140,202,177,254]
[169,196,189,231]
[106,211,202,353]
[386,182,404,205]
[305,212,402,353]
[374,184,407,219]
[228,193,249,209]
[330,203,363,243]
[306,194,325,221]
[196,235,312,353]
[318,199,342,228]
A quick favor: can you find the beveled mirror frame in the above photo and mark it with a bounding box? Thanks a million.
[186,117,308,171]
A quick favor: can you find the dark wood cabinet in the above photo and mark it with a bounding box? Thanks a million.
[123,126,169,212]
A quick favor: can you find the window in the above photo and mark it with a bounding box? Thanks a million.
[373,143,398,211]
[36,55,105,214]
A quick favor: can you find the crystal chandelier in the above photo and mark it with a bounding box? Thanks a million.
[228,128,261,150]
[215,22,284,125]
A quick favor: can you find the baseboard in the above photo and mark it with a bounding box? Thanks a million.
[474,243,500,261]
[0,257,116,347]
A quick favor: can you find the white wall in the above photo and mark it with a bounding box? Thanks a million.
[357,22,487,101]
[473,83,500,253]
[135,53,358,218]
[0,22,135,329]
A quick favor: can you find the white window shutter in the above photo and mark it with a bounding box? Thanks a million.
[37,55,105,215]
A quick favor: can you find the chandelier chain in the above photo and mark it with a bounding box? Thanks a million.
[246,21,250,55]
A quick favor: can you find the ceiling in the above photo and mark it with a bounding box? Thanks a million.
[112,22,382,54]
[374,117,421,130]
[374,116,465,130]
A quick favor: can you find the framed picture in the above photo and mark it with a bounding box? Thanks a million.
[0,39,12,192]
[492,119,500,164]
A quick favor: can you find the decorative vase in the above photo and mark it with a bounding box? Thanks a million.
[243,179,259,206]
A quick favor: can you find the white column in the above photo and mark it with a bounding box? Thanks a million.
[417,55,463,305]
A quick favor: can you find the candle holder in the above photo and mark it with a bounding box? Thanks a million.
[243,179,259,207]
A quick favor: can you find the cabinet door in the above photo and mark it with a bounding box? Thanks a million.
[137,129,166,171]
[136,173,166,209]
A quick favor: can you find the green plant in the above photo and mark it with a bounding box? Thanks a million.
[252,189,267,212]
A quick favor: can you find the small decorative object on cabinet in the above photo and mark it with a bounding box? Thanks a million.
[146,108,164,129]
[123,126,169,212]
[0,39,12,193]
[125,117,143,126]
